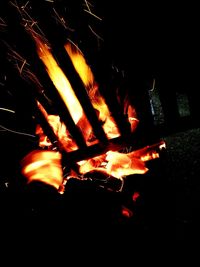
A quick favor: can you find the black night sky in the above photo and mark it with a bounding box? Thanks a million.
[0,0,199,249]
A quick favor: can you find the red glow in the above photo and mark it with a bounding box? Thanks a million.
[121,206,133,218]
[132,192,140,202]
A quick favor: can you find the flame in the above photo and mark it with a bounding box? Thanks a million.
[35,38,95,146]
[78,141,165,179]
[36,40,83,124]
[36,101,78,151]
[64,43,95,88]
[21,150,63,190]
[78,150,148,179]
[25,37,166,190]
[65,43,120,138]
[35,38,120,143]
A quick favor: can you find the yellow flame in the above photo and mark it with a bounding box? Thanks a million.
[36,39,83,124]
[78,150,148,179]
[65,43,94,88]
[78,141,165,179]
[21,150,63,190]
[65,42,120,138]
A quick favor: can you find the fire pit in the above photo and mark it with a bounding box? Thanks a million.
[2,1,166,194]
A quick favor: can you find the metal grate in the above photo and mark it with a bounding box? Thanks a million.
[33,44,133,167]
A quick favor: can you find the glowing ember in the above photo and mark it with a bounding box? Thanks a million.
[78,141,164,179]
[36,101,78,151]
[121,206,133,218]
[132,192,140,202]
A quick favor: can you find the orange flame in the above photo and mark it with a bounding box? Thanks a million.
[37,40,83,124]
[64,43,95,88]
[78,141,165,179]
[35,38,94,146]
[21,150,63,190]
[65,43,120,138]
[36,101,78,151]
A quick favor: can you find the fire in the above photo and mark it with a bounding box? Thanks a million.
[25,36,166,190]
[35,38,95,147]
[78,141,164,179]
[64,43,95,88]
[36,101,78,151]
[21,150,63,190]
[35,38,121,145]
[37,40,83,124]
[65,43,120,138]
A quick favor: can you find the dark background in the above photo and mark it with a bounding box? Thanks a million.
[0,0,199,245]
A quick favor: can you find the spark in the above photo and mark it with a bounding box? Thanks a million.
[83,0,102,20]
[53,8,66,27]
[21,1,29,10]
[67,38,83,54]
[84,9,102,21]
[0,17,7,29]
[19,59,27,74]
[23,68,43,87]
[7,47,30,76]
[7,46,29,64]
[0,17,6,25]
[117,178,124,192]
[30,20,38,27]
[84,0,92,12]
[0,124,36,138]
[6,44,48,101]
[0,107,15,113]
[10,1,47,42]
[88,25,104,41]
[149,78,156,92]
[52,8,74,31]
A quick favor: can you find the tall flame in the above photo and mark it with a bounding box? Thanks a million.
[64,43,95,88]
[65,43,120,138]
[36,39,83,125]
